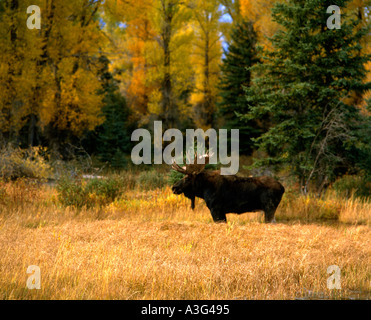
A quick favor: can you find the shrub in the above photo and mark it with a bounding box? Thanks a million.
[0,145,52,180]
[110,172,136,191]
[332,175,371,200]
[56,177,86,208]
[85,178,121,202]
[56,176,123,209]
[277,188,342,222]
[137,170,168,190]
[168,170,185,186]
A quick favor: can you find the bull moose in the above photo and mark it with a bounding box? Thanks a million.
[171,154,285,223]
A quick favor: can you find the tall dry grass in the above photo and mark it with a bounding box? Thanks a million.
[0,179,369,300]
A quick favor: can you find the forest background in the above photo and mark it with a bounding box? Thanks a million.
[0,0,371,195]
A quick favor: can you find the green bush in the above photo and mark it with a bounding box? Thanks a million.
[0,145,53,180]
[137,170,168,190]
[56,169,171,208]
[332,175,371,200]
[56,176,123,208]
[85,178,121,202]
[56,177,86,208]
[168,170,185,186]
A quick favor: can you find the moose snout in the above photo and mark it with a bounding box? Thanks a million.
[172,185,181,194]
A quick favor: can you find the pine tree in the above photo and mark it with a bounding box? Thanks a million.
[82,56,132,167]
[244,0,371,193]
[218,19,260,154]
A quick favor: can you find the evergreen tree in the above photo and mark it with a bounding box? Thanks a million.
[218,19,260,154]
[243,0,371,193]
[82,56,132,167]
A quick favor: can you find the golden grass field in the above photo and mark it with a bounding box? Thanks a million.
[0,179,370,300]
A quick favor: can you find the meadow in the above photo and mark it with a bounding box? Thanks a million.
[0,0,370,302]
[0,172,370,300]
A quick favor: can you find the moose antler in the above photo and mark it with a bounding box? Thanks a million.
[171,151,213,175]
[171,159,187,174]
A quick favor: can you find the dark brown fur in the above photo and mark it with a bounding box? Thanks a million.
[172,170,285,223]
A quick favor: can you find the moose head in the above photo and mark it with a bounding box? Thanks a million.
[171,153,211,210]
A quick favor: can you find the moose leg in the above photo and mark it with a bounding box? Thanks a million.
[264,208,276,223]
[210,209,227,223]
